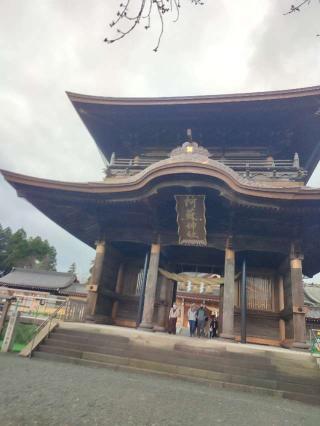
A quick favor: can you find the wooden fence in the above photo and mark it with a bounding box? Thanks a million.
[64,299,86,322]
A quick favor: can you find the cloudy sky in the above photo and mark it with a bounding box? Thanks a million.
[1,0,320,281]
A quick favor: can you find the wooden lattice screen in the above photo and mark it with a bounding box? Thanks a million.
[236,275,274,311]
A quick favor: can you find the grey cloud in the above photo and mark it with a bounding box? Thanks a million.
[248,1,320,90]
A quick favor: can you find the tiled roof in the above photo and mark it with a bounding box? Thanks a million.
[0,268,75,291]
[59,283,88,296]
[304,283,320,307]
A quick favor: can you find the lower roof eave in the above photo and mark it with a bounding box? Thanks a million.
[3,162,320,203]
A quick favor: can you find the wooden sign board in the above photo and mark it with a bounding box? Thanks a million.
[175,195,207,246]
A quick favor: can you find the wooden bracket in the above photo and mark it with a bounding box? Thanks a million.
[293,305,306,314]
[87,284,98,292]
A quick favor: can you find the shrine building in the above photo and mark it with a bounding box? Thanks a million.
[3,86,320,348]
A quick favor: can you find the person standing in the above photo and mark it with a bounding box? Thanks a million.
[209,315,218,338]
[168,303,180,335]
[196,304,206,337]
[187,303,197,337]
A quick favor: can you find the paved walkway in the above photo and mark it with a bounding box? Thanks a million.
[0,354,319,426]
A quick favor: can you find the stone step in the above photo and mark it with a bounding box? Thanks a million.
[36,347,278,390]
[174,343,271,362]
[269,356,319,371]
[40,341,279,381]
[271,361,320,379]
[51,332,276,370]
[39,328,320,398]
[42,336,278,374]
[47,334,130,350]
[47,331,318,379]
[32,351,283,397]
[32,350,320,406]
[45,329,320,380]
[176,347,271,363]
[37,342,320,393]
[175,343,316,369]
[43,335,130,354]
[55,328,313,369]
[38,344,83,359]
[53,329,129,345]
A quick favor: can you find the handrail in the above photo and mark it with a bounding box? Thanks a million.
[28,300,67,358]
[106,157,305,178]
[109,157,300,169]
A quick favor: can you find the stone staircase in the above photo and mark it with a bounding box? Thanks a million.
[33,324,320,406]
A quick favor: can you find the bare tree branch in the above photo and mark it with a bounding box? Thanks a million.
[104,0,204,51]
[104,0,319,51]
[284,0,320,36]
[284,0,313,15]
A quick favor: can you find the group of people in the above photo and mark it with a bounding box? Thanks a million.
[167,302,218,338]
[187,303,218,338]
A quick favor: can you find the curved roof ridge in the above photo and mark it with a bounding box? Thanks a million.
[66,85,320,105]
[3,161,320,202]
[12,267,74,278]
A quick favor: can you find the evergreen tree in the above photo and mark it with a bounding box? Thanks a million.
[0,224,57,271]
[0,225,12,272]
[68,262,77,274]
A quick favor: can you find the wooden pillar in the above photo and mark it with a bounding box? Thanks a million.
[218,284,224,335]
[86,240,106,319]
[165,273,175,329]
[0,299,12,335]
[153,275,169,332]
[221,238,235,339]
[139,243,160,330]
[278,275,286,341]
[1,305,19,352]
[181,298,185,328]
[290,251,308,348]
[111,263,124,322]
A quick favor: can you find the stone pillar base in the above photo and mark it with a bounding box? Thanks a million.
[85,315,97,323]
[153,325,166,332]
[86,315,114,325]
[139,322,154,330]
[292,341,310,350]
[220,333,235,340]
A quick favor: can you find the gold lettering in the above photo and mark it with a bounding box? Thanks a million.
[185,208,196,221]
[186,221,198,238]
[184,196,196,209]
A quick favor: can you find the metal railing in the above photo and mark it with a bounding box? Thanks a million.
[219,159,297,169]
[0,293,87,354]
[106,157,160,176]
[111,158,158,167]
[105,156,304,177]
[0,293,67,318]
[28,299,67,357]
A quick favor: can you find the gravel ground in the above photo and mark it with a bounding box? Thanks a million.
[0,354,319,426]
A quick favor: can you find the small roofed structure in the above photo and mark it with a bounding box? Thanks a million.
[305,283,320,331]
[0,268,77,294]
[0,269,88,325]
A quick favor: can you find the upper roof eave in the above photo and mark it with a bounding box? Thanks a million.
[66,85,320,106]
